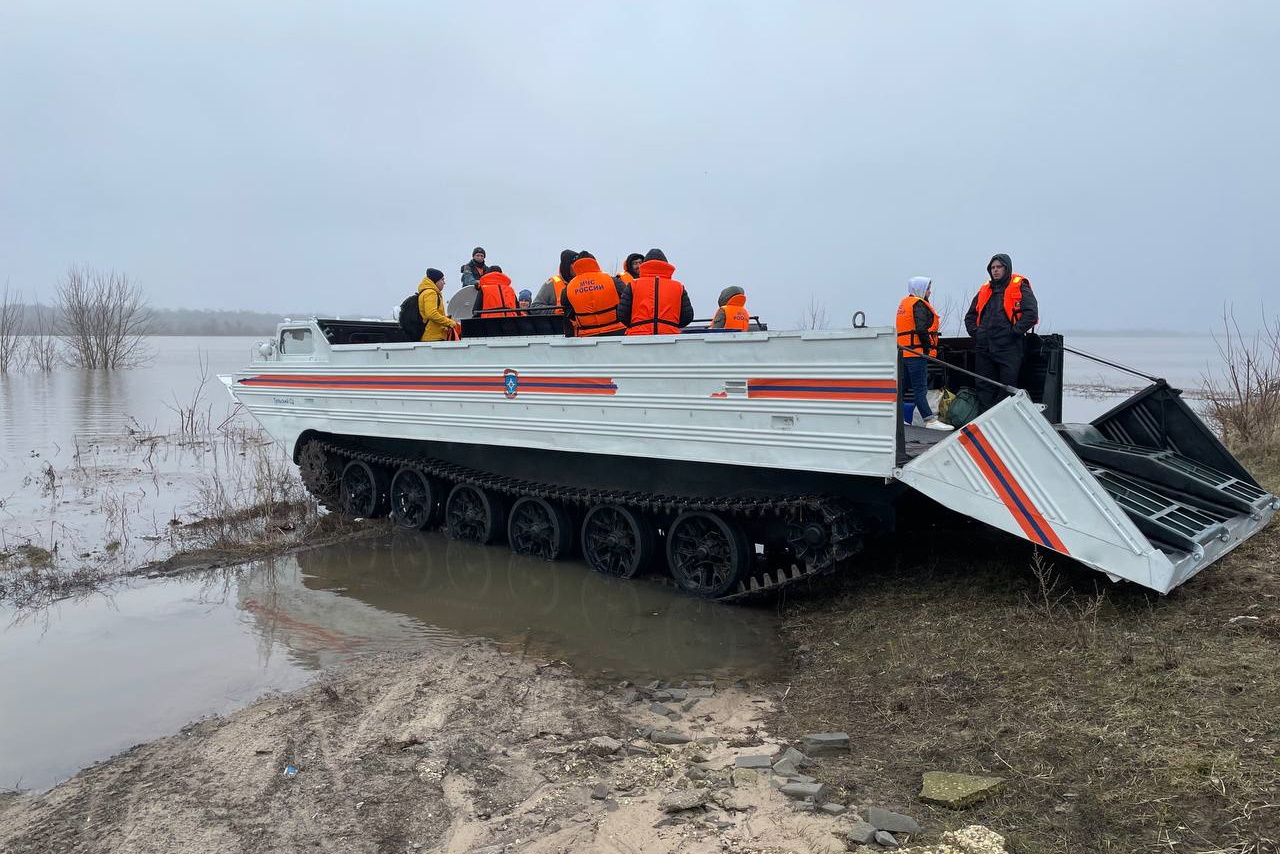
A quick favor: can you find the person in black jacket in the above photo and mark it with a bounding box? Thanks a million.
[460,247,489,288]
[964,253,1040,412]
[616,248,695,331]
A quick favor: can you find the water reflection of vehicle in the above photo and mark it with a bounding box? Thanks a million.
[288,535,783,680]
[235,557,449,672]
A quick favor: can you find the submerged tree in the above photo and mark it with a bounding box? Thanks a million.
[797,294,830,330]
[57,266,153,369]
[25,300,60,372]
[0,282,21,373]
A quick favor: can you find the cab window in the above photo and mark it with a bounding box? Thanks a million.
[279,327,314,355]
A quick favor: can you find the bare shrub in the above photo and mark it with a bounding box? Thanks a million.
[24,301,60,372]
[185,436,320,553]
[0,282,22,373]
[57,265,153,369]
[1023,550,1108,648]
[1202,307,1280,452]
[933,290,973,338]
[796,294,830,330]
[165,353,213,440]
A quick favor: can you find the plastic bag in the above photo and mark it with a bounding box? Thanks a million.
[935,388,958,423]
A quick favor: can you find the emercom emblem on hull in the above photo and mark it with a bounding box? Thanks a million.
[504,369,519,399]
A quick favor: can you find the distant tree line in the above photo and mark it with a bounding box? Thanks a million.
[1,301,282,337]
[0,265,286,374]
[147,308,285,336]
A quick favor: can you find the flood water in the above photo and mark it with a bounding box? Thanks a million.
[0,333,1229,791]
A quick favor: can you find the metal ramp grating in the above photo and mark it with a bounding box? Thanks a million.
[1092,440,1268,501]
[1090,467,1229,553]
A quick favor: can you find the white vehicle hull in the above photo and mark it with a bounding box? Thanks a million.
[226,319,1275,597]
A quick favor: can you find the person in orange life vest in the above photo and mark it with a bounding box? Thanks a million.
[963,253,1039,412]
[617,248,695,335]
[897,277,952,431]
[460,247,488,289]
[711,286,750,331]
[533,249,577,311]
[416,268,457,342]
[560,251,627,337]
[472,266,520,317]
[615,252,644,285]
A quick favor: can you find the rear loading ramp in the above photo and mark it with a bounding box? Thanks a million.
[895,390,1277,593]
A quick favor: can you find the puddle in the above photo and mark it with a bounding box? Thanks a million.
[0,531,783,791]
[296,532,783,679]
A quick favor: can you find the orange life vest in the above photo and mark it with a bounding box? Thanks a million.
[974,275,1032,329]
[565,257,625,336]
[625,260,685,336]
[895,295,939,358]
[721,293,750,331]
[548,275,567,303]
[477,271,519,317]
[616,271,635,285]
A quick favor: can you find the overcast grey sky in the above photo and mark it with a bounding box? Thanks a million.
[2,0,1277,332]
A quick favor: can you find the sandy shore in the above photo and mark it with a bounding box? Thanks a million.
[0,642,1001,854]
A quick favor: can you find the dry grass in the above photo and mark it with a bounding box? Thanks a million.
[0,542,112,609]
[771,516,1280,854]
[140,435,377,576]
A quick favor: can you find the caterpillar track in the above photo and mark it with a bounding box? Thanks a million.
[299,438,865,602]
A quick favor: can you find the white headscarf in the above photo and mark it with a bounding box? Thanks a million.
[907,276,932,298]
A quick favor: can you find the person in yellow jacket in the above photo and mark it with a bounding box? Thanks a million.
[417,268,457,341]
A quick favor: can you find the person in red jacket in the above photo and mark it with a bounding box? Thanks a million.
[617,249,694,335]
[473,266,519,317]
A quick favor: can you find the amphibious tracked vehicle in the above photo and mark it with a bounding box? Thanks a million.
[225,309,1276,600]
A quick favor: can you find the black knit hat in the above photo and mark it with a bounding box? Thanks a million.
[425,268,444,283]
[644,248,668,263]
[558,249,577,282]
[575,251,595,262]
[487,265,503,273]
[472,247,486,257]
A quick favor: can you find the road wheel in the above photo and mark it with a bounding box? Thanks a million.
[339,459,390,518]
[389,467,443,530]
[666,510,751,598]
[508,496,573,560]
[581,504,654,578]
[445,483,506,545]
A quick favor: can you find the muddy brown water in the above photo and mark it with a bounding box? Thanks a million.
[0,334,1215,792]
[0,530,783,791]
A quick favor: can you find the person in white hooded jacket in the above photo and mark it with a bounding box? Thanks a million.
[896,276,953,431]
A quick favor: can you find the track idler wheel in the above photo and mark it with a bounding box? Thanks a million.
[339,459,390,518]
[389,467,444,530]
[445,483,506,545]
[298,440,340,508]
[785,512,834,571]
[666,510,752,598]
[581,504,654,578]
[508,496,573,560]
